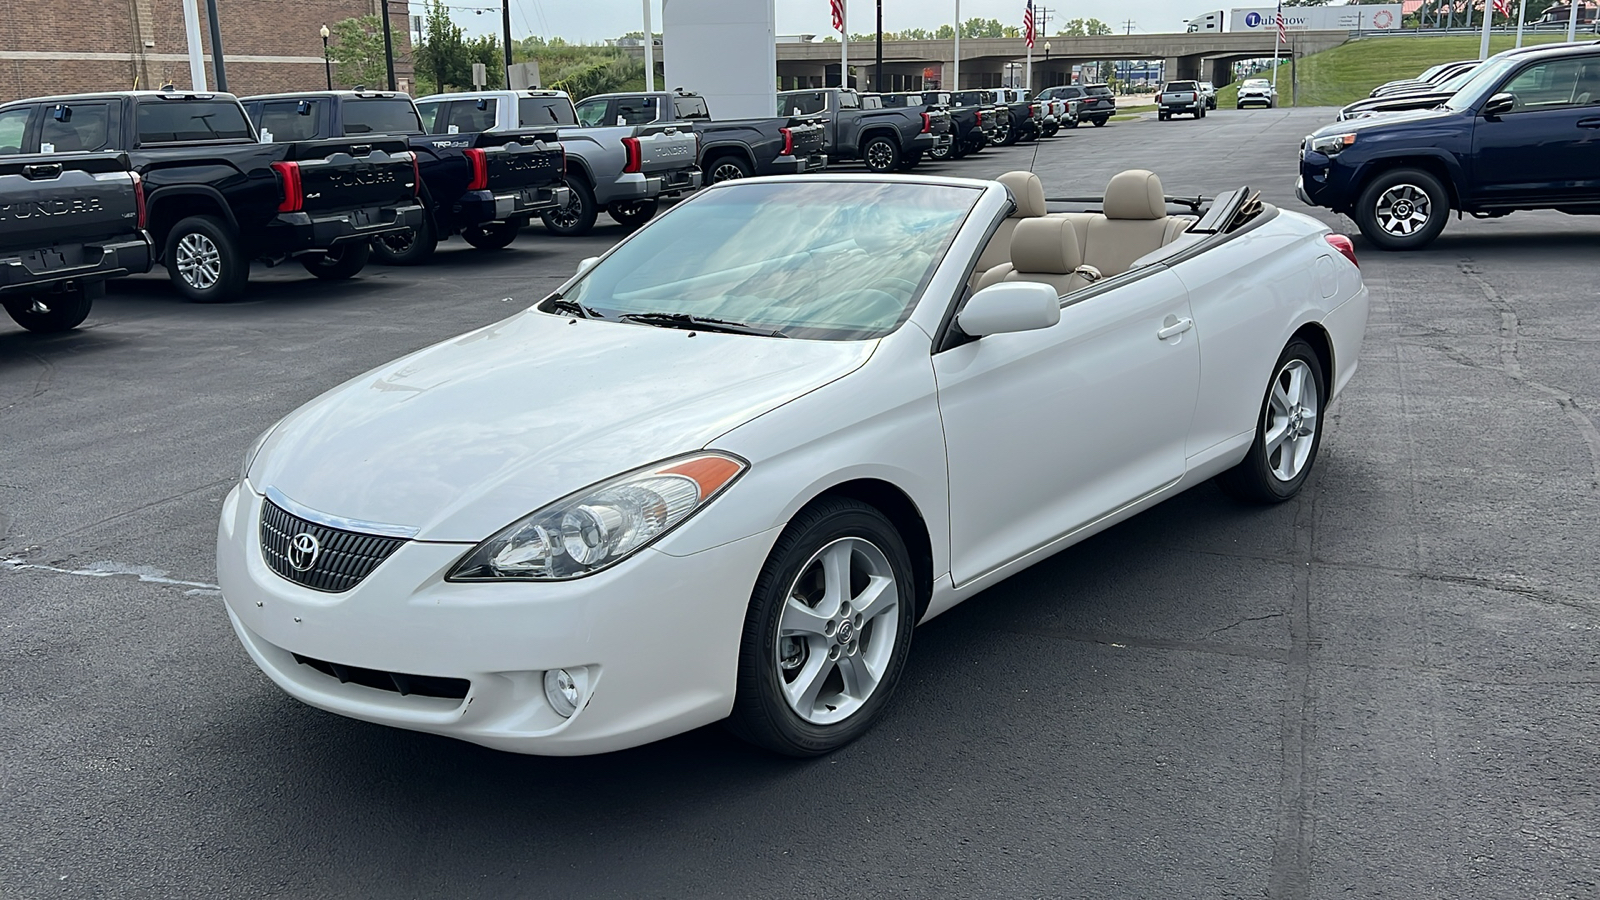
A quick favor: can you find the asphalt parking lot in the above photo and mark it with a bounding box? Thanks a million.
[3,107,1599,899]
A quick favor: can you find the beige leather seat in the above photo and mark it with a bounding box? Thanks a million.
[973,171,1048,276]
[973,218,1095,296]
[1072,170,1194,277]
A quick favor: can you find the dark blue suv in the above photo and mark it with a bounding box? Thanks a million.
[1298,41,1600,250]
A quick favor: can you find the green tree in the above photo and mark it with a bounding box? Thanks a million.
[467,34,504,88]
[935,24,956,39]
[1056,18,1114,36]
[961,18,1006,38]
[414,0,471,93]
[328,16,389,89]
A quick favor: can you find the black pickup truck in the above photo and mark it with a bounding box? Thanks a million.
[242,91,567,264]
[0,90,423,302]
[776,88,946,172]
[951,91,1007,153]
[875,92,972,162]
[574,90,827,185]
[0,151,151,332]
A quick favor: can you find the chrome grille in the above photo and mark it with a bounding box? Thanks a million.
[259,499,405,593]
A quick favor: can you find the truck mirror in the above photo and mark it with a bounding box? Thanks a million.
[297,101,312,116]
[52,105,70,122]
[476,99,489,111]
[1482,92,1515,118]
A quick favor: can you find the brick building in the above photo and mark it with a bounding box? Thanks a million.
[0,0,412,102]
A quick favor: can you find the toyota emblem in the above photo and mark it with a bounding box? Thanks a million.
[287,532,322,572]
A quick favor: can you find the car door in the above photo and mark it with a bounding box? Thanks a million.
[1472,55,1600,204]
[0,105,38,155]
[38,100,114,154]
[933,269,1200,586]
[611,95,660,126]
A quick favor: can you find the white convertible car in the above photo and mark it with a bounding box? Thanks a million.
[219,170,1368,757]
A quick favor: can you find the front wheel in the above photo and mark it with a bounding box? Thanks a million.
[861,135,901,173]
[1354,167,1450,251]
[299,241,371,280]
[461,222,519,250]
[606,199,659,231]
[540,176,598,237]
[4,282,98,333]
[1217,339,1326,503]
[727,498,916,757]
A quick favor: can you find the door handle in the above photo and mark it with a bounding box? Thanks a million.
[1579,118,1600,130]
[1157,316,1194,341]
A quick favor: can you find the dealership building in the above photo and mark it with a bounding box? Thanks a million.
[0,0,411,101]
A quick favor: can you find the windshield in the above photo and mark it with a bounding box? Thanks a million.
[136,100,253,143]
[555,181,980,341]
[343,98,422,134]
[1434,66,1484,94]
[1242,79,1271,89]
[1444,55,1526,112]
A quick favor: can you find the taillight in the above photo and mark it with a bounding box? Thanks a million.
[621,137,642,174]
[130,171,147,229]
[1326,234,1359,268]
[409,152,420,197]
[976,109,984,125]
[270,160,302,213]
[464,148,488,191]
[921,112,931,133]
[779,127,794,156]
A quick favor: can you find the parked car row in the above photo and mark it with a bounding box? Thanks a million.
[1298,40,1600,250]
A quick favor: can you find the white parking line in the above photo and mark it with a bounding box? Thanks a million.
[1,557,221,595]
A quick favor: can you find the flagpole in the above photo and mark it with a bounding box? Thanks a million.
[1271,3,1282,92]
[1568,1,1580,41]
[953,0,961,91]
[1515,0,1527,47]
[1479,0,1493,60]
[842,0,849,89]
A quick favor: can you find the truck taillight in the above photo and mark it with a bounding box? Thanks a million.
[270,161,302,213]
[921,112,932,133]
[464,148,489,191]
[621,137,642,174]
[1325,234,1359,268]
[130,171,147,229]
[779,127,794,156]
[409,152,420,196]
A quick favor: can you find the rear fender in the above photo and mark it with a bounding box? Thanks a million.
[145,185,238,251]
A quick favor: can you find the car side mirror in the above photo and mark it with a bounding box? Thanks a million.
[1482,92,1515,118]
[297,100,312,116]
[476,99,489,111]
[957,282,1061,337]
[576,256,602,278]
[52,105,70,122]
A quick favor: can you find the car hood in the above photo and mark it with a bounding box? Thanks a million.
[1315,105,1458,137]
[250,311,876,542]
[1342,92,1451,116]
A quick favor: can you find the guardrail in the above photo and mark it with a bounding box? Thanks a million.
[1347,24,1600,38]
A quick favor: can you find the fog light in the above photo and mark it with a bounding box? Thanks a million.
[543,667,588,718]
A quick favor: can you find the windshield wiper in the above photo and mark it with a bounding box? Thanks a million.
[546,296,603,319]
[618,312,788,338]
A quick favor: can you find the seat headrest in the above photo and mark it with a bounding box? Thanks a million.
[1010,218,1083,275]
[997,171,1047,219]
[1104,170,1166,220]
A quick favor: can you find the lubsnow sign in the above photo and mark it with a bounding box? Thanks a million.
[1231,5,1403,31]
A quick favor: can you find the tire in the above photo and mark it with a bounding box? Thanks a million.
[1091,117,1107,127]
[706,155,753,184]
[164,215,248,303]
[4,281,98,333]
[1354,167,1450,251]
[861,135,901,173]
[370,216,437,265]
[299,241,371,280]
[929,140,954,162]
[1159,112,1170,121]
[606,199,659,231]
[1065,118,1080,129]
[726,498,917,757]
[898,150,923,171]
[460,222,519,250]
[1217,339,1327,504]
[966,137,987,154]
[540,176,598,237]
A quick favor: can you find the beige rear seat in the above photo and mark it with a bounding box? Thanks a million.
[1072,170,1194,276]
[973,218,1095,296]
[973,171,1047,276]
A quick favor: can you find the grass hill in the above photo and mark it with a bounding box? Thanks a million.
[1215,33,1576,108]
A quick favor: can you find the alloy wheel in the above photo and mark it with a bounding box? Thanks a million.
[774,537,901,725]
[547,192,583,230]
[865,141,895,171]
[711,162,747,183]
[377,229,417,254]
[175,233,221,290]
[1374,184,1433,236]
[1263,359,1320,482]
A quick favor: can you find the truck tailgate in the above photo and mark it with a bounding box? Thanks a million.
[786,120,827,157]
[0,152,139,249]
[282,138,417,214]
[474,130,564,190]
[630,125,699,175]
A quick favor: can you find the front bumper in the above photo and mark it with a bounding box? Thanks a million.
[455,184,571,227]
[0,233,152,296]
[217,484,778,755]
[268,202,426,252]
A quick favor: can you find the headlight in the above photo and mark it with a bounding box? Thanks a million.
[1310,132,1357,156]
[240,423,278,484]
[447,452,747,581]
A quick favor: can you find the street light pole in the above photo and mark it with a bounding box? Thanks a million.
[320,24,332,90]
[643,0,655,92]
[503,0,514,89]
[379,0,397,90]
[952,0,961,91]
[875,0,883,93]
[204,0,227,92]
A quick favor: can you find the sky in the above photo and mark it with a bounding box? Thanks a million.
[433,0,1233,44]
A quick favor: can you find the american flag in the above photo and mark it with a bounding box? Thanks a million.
[1492,0,1512,16]
[1276,1,1288,44]
[1024,0,1036,49]
[831,0,844,33]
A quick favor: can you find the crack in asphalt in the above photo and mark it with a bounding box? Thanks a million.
[0,556,220,595]
[1460,260,1600,489]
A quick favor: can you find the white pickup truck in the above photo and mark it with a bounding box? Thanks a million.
[416,90,703,235]
[1157,81,1206,120]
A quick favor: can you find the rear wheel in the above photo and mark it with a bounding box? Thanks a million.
[928,140,954,162]
[607,199,659,231]
[299,241,370,280]
[165,215,248,303]
[1159,112,1170,121]
[1218,339,1326,504]
[861,135,901,173]
[540,176,598,237]
[1354,167,1449,251]
[706,155,753,184]
[4,282,98,333]
[370,216,437,265]
[898,150,923,171]
[727,498,916,757]
[461,222,519,250]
